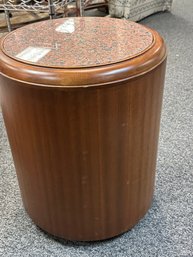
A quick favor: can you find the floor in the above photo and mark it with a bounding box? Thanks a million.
[0,0,193,256]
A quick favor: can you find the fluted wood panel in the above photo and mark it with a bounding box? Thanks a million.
[0,60,166,241]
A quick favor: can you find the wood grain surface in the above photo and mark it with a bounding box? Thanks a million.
[0,59,166,241]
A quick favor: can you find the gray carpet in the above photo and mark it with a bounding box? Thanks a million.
[0,0,193,256]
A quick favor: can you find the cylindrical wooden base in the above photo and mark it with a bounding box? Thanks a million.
[0,61,166,241]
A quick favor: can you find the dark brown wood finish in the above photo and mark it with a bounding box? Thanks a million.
[0,20,167,241]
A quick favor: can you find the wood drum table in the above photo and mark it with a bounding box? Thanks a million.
[0,17,167,241]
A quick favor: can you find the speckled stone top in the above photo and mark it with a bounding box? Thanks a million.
[2,17,154,68]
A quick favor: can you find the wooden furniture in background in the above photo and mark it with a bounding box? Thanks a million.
[0,17,167,241]
[0,0,108,31]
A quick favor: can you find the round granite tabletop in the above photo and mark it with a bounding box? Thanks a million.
[3,17,153,68]
[2,17,154,69]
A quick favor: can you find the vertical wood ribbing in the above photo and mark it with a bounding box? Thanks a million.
[0,61,166,241]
